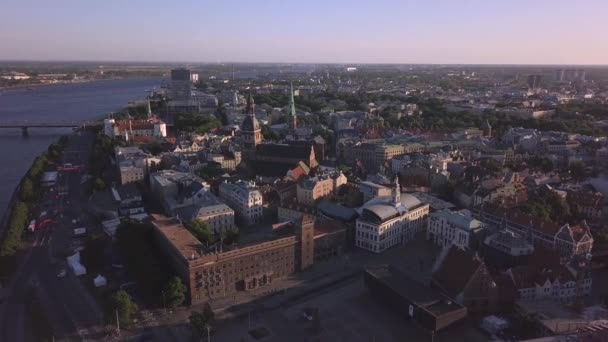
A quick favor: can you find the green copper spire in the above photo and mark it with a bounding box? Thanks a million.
[289,82,297,129]
[289,82,296,117]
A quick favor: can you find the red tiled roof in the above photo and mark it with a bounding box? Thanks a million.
[432,247,482,297]
[130,135,155,144]
[570,222,592,243]
[567,190,604,210]
[115,120,156,131]
[289,165,308,181]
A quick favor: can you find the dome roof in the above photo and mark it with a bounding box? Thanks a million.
[400,193,422,210]
[364,204,398,222]
[242,115,260,131]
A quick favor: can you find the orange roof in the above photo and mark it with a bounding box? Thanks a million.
[115,119,156,131]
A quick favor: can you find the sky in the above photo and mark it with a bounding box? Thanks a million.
[1,0,607,64]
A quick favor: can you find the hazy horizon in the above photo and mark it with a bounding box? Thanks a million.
[2,0,608,65]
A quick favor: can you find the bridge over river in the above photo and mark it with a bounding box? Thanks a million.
[0,120,101,136]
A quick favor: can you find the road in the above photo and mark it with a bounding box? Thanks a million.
[0,131,103,341]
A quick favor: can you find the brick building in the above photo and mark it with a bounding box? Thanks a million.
[152,214,346,305]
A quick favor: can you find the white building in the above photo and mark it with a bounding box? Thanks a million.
[355,178,429,253]
[103,118,167,142]
[427,209,485,249]
[115,146,151,185]
[219,180,264,226]
[176,195,236,234]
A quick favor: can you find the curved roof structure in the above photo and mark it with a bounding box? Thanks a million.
[358,192,425,224]
[363,204,398,222]
[400,193,422,210]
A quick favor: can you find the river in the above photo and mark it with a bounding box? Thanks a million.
[0,77,162,217]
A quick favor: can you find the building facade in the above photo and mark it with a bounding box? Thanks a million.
[356,178,429,253]
[103,118,167,142]
[115,146,151,185]
[296,171,347,206]
[218,180,264,225]
[358,181,392,203]
[427,209,485,250]
[152,215,346,305]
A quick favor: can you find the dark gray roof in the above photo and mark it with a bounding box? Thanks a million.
[316,200,358,221]
[256,143,312,160]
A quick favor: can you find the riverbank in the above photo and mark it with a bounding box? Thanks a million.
[0,137,67,279]
[0,77,122,92]
[0,76,162,220]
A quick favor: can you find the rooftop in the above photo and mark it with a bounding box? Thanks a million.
[365,265,466,318]
[152,216,203,261]
[431,209,484,231]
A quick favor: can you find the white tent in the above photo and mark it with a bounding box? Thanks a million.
[93,274,107,288]
[67,252,87,276]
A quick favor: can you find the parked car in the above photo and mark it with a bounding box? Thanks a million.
[56,268,67,278]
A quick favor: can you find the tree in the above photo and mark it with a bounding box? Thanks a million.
[527,156,553,173]
[0,201,29,257]
[174,113,221,133]
[164,276,186,308]
[20,178,35,202]
[80,234,107,271]
[190,219,212,244]
[261,125,279,141]
[569,161,586,181]
[112,290,138,325]
[190,303,215,339]
[217,103,229,125]
[480,158,502,175]
[221,230,239,245]
[47,143,63,161]
[94,178,106,191]
[190,311,209,340]
[115,221,174,303]
[202,302,214,323]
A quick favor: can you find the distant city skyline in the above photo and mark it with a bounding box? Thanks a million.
[1,0,607,64]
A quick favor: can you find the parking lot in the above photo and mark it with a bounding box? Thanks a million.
[211,276,489,342]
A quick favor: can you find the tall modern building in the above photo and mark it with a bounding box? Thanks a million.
[555,68,586,82]
[170,68,192,101]
[526,74,542,89]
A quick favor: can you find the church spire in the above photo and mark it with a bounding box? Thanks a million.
[393,175,401,205]
[246,89,255,116]
[289,82,297,129]
[147,98,152,118]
